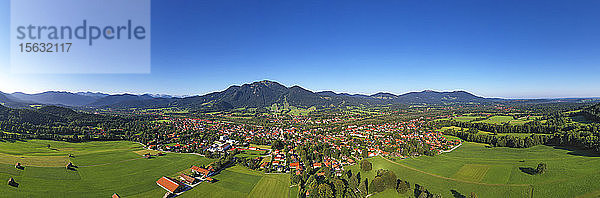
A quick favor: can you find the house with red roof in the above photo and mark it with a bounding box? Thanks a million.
[191,166,212,176]
[156,176,184,194]
[313,163,322,169]
[179,174,197,184]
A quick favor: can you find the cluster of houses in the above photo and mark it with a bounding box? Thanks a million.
[155,165,216,197]
[144,113,461,189]
[207,136,236,153]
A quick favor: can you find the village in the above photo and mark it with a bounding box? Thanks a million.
[140,112,462,197]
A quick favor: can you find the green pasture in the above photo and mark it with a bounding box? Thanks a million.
[348,142,600,198]
[181,166,294,198]
[0,140,214,197]
[0,139,296,198]
[473,115,514,124]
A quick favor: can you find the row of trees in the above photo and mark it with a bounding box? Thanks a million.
[438,120,558,134]
[442,128,552,148]
[438,119,600,152]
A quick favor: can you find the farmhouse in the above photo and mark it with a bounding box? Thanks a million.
[156,176,184,194]
[191,165,212,176]
[179,174,197,184]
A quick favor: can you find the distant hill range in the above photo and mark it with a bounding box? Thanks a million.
[0,80,597,110]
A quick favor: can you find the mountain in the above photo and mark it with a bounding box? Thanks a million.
[0,92,30,108]
[10,91,100,107]
[178,81,331,110]
[394,90,490,104]
[1,80,499,110]
[170,81,500,110]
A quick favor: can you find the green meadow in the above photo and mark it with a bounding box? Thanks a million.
[439,126,546,138]
[180,166,294,198]
[0,139,213,197]
[473,115,514,124]
[349,142,600,198]
[453,116,486,122]
[0,139,295,198]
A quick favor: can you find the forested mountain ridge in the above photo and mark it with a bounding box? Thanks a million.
[0,92,30,108]
[11,91,101,107]
[1,80,596,110]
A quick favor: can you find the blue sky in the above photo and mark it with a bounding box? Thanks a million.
[1,0,600,98]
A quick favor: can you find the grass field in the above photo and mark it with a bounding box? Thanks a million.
[0,139,296,198]
[238,150,267,159]
[474,115,514,124]
[181,166,295,198]
[452,164,489,182]
[439,126,546,138]
[454,116,487,122]
[371,188,411,198]
[0,139,215,197]
[250,144,272,150]
[348,142,600,198]
[248,173,291,198]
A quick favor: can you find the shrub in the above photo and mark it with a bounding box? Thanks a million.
[360,160,372,171]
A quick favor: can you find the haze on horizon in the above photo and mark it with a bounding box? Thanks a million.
[1,0,599,99]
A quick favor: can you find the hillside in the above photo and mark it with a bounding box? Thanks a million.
[0,92,29,108]
[394,90,490,104]
[0,104,66,125]
[0,105,108,126]
[10,91,101,107]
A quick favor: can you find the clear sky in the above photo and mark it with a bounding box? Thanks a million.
[1,0,599,98]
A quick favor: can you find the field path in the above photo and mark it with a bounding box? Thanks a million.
[381,157,530,187]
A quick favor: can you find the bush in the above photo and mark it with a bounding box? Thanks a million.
[370,177,386,193]
[396,180,410,194]
[360,160,372,171]
[535,163,547,174]
[377,169,397,188]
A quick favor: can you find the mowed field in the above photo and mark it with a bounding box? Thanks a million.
[0,139,215,197]
[0,139,295,198]
[181,166,296,198]
[350,142,600,198]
